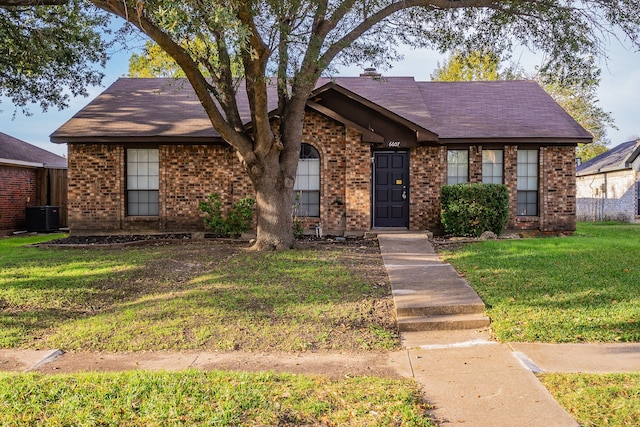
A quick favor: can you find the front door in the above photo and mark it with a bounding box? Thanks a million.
[373,151,409,227]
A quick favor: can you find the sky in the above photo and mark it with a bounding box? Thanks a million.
[2,24,639,158]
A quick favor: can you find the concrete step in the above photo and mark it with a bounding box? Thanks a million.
[397,313,491,332]
[396,302,485,317]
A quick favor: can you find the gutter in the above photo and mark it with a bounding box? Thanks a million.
[0,158,45,168]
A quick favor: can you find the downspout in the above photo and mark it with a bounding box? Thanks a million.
[601,172,607,221]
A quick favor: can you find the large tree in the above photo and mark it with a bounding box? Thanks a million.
[6,1,640,249]
[0,1,111,113]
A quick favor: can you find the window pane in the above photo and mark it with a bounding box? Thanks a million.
[308,159,320,177]
[298,161,309,175]
[447,149,469,185]
[517,149,538,216]
[294,144,321,217]
[308,175,320,190]
[482,149,503,184]
[148,150,159,163]
[127,149,159,216]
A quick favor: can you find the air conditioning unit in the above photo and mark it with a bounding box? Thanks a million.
[25,206,60,232]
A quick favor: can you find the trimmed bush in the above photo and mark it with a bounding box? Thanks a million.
[440,183,509,237]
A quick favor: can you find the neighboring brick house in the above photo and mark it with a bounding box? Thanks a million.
[50,76,591,235]
[0,132,68,232]
[576,140,640,222]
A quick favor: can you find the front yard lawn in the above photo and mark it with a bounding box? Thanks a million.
[0,234,434,426]
[440,222,640,343]
[0,234,397,352]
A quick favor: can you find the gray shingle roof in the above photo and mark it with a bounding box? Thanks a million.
[0,132,67,168]
[576,140,640,176]
[50,77,592,144]
[417,81,592,140]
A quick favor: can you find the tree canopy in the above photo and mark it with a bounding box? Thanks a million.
[0,1,111,113]
[431,50,520,81]
[4,0,640,248]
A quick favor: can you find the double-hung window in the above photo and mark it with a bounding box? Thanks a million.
[127,148,159,216]
[482,149,504,184]
[447,149,469,185]
[293,144,320,217]
[517,149,539,216]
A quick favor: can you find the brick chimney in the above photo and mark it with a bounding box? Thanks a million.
[359,67,382,78]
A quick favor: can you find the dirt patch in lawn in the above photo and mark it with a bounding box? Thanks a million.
[20,235,398,376]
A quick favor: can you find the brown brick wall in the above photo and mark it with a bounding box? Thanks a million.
[160,145,253,230]
[409,145,446,231]
[468,145,482,183]
[540,146,576,231]
[504,145,576,232]
[66,130,577,234]
[68,143,254,234]
[504,145,520,229]
[408,144,576,233]
[345,128,371,231]
[67,144,124,232]
[301,110,348,233]
[0,165,37,231]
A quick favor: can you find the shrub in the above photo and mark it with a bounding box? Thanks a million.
[198,193,255,237]
[440,183,509,237]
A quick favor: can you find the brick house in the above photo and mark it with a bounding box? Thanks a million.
[576,139,640,222]
[0,132,68,233]
[50,76,591,235]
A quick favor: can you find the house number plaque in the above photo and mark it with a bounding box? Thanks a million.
[388,141,401,148]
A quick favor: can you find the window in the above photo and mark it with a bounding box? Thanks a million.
[447,150,468,185]
[293,144,320,217]
[482,149,504,184]
[127,148,159,216]
[517,149,538,216]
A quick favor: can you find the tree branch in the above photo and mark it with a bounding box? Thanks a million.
[236,3,275,160]
[0,0,66,5]
[319,0,497,65]
[90,0,255,158]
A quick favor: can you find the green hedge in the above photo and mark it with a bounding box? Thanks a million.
[440,183,509,237]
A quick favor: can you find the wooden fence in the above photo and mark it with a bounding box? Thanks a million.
[36,168,68,228]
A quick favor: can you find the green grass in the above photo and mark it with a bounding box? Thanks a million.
[0,370,433,426]
[0,236,431,425]
[541,373,640,426]
[0,235,397,351]
[440,222,640,343]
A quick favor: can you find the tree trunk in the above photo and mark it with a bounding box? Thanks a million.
[247,134,299,250]
[252,176,295,250]
[248,102,306,250]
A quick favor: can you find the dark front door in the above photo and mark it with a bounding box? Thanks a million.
[373,151,409,227]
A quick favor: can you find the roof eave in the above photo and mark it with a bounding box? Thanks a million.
[577,164,632,176]
[50,135,226,145]
[437,137,592,145]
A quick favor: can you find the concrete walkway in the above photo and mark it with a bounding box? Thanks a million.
[2,232,639,426]
[379,232,638,427]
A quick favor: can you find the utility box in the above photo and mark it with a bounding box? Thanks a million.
[25,206,60,232]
